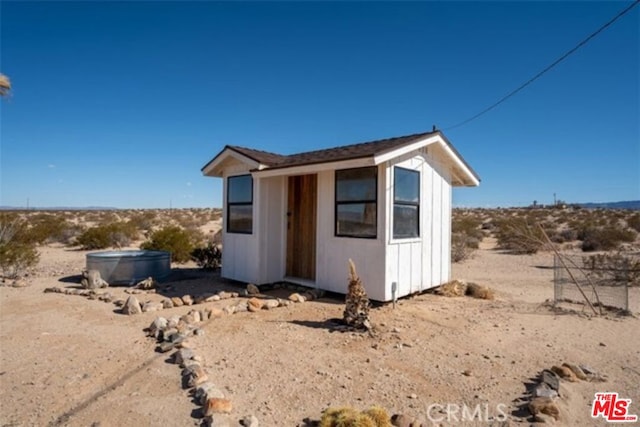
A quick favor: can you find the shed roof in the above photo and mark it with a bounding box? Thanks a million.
[202,130,480,186]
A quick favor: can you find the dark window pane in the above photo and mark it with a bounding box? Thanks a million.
[336,203,376,237]
[228,205,253,233]
[228,175,252,203]
[394,168,419,203]
[393,205,419,238]
[336,167,377,202]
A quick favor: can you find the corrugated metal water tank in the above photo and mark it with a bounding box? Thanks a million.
[86,250,171,285]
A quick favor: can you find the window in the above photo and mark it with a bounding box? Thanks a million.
[227,174,253,233]
[335,167,377,238]
[393,167,420,239]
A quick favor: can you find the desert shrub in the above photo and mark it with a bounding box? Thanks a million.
[55,223,85,245]
[451,232,476,263]
[465,282,495,300]
[0,214,39,278]
[627,213,640,233]
[319,406,391,427]
[191,242,222,269]
[580,226,636,252]
[75,222,138,250]
[582,252,640,286]
[557,228,578,243]
[452,215,483,241]
[141,225,202,263]
[128,211,158,233]
[25,214,84,245]
[549,228,574,243]
[494,217,546,254]
[451,213,482,263]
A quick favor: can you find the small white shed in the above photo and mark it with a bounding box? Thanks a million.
[201,130,479,302]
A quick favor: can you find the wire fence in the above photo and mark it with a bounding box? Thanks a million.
[553,253,640,313]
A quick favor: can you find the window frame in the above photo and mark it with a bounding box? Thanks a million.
[393,166,420,239]
[334,166,378,239]
[226,174,253,234]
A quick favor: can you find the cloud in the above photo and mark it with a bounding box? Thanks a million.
[186,182,192,187]
[48,164,56,169]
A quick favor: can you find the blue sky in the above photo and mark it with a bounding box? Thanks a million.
[1,1,638,209]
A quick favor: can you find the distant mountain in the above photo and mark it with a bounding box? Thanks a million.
[0,206,118,211]
[577,200,640,210]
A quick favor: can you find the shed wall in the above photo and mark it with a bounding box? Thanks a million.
[314,167,387,301]
[384,148,453,301]
[258,176,286,283]
[220,165,261,284]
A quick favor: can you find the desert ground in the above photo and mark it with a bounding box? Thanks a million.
[1,209,639,427]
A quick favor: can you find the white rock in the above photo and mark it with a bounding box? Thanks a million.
[122,296,142,315]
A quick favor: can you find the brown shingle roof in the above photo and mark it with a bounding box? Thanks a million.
[203,129,479,185]
[227,146,286,166]
[229,130,435,170]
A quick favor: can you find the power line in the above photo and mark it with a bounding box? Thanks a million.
[444,0,640,131]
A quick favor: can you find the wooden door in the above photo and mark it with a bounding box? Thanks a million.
[286,174,317,280]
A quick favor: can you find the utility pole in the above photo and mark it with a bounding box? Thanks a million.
[553,193,557,206]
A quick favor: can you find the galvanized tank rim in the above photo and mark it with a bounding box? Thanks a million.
[86,250,170,258]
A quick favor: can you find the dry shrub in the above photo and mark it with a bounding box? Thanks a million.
[141,225,203,263]
[434,280,467,297]
[191,242,222,269]
[628,213,640,233]
[580,226,636,252]
[451,233,476,263]
[582,252,640,286]
[128,211,158,233]
[0,213,39,278]
[434,280,495,300]
[451,212,482,263]
[343,259,371,330]
[211,209,222,221]
[319,406,391,427]
[465,282,495,300]
[75,222,138,249]
[362,407,392,427]
[495,217,546,254]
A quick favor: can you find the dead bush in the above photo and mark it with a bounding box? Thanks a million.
[434,280,467,297]
[495,217,546,254]
[319,406,391,427]
[582,252,640,286]
[451,232,476,263]
[0,214,39,278]
[580,226,636,252]
[26,214,83,245]
[191,242,222,269]
[627,213,640,233]
[465,282,495,300]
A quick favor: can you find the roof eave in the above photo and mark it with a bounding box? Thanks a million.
[201,146,265,177]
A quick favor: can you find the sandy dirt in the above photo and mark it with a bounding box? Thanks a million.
[1,238,639,427]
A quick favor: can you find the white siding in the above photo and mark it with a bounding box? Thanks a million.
[220,166,261,284]
[314,167,387,301]
[258,176,286,283]
[384,148,453,300]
